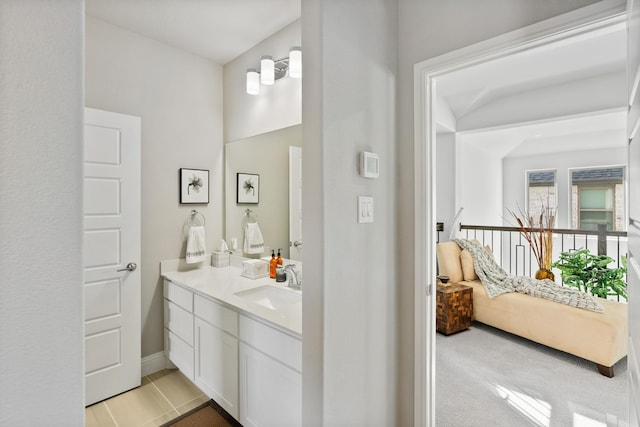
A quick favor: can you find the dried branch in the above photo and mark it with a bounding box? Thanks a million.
[508,206,555,271]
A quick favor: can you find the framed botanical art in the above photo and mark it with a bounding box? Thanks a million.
[179,168,209,204]
[237,173,260,204]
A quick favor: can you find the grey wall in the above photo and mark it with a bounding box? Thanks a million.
[302,0,399,424]
[0,0,84,423]
[397,0,608,423]
[85,16,224,358]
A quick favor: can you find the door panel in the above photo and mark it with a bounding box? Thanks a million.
[289,146,302,261]
[84,279,121,321]
[84,108,141,406]
[627,1,640,425]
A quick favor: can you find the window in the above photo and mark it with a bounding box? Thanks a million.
[570,167,625,231]
[527,170,557,227]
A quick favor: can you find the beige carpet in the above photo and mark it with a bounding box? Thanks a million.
[436,322,628,426]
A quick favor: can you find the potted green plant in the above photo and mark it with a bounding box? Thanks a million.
[551,248,627,299]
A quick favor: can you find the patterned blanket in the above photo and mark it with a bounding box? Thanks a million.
[454,238,603,312]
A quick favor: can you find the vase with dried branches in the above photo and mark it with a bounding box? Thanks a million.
[508,206,556,280]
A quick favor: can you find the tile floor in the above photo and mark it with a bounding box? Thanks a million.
[85,369,209,427]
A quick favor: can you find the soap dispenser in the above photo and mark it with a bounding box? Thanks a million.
[276,248,283,266]
[269,250,277,279]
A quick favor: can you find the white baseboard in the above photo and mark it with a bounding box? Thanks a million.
[141,351,169,377]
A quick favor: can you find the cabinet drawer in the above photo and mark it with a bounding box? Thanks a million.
[166,329,194,381]
[194,294,238,337]
[164,280,193,312]
[239,315,301,372]
[165,300,194,346]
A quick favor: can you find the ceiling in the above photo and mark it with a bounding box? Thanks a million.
[86,2,626,158]
[435,20,628,157]
[85,0,301,64]
[436,22,626,121]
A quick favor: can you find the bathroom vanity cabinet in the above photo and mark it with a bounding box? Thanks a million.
[163,276,301,426]
[193,293,239,418]
[164,281,195,380]
[239,315,302,427]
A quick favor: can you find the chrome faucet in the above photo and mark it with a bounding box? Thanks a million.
[283,264,301,290]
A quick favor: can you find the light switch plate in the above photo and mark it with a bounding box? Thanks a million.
[358,196,374,223]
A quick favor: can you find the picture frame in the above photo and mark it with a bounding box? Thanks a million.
[179,168,209,204]
[236,173,260,204]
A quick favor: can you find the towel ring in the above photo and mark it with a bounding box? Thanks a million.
[244,208,257,224]
[190,209,205,226]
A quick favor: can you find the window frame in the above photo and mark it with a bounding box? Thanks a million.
[526,169,557,226]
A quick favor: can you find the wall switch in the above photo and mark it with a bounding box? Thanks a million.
[358,196,374,223]
[359,152,380,178]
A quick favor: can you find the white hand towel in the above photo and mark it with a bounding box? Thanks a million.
[243,222,265,254]
[186,226,207,264]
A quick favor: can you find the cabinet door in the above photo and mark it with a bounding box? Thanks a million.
[194,318,239,419]
[239,342,301,427]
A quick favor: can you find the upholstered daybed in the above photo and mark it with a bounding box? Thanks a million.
[436,240,628,377]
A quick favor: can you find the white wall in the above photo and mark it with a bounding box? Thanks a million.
[436,133,457,240]
[85,16,224,358]
[223,20,302,143]
[397,0,611,423]
[503,146,627,228]
[0,0,84,424]
[302,0,398,424]
[457,136,505,227]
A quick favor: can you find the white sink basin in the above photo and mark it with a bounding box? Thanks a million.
[234,285,301,311]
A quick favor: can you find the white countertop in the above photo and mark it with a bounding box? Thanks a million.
[161,262,302,337]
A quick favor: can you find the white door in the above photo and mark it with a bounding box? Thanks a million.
[627,1,640,424]
[289,146,302,261]
[83,108,141,406]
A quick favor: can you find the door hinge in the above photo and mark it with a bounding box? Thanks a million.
[427,283,433,296]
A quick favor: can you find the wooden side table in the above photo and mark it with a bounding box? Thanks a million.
[436,283,473,335]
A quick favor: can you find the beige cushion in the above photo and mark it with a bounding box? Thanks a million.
[436,241,463,283]
[467,280,628,367]
[460,249,478,281]
[460,245,494,281]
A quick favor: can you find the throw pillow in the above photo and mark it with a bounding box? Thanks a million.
[460,249,477,281]
[460,245,495,281]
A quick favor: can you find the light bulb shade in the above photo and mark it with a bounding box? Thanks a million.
[246,68,260,95]
[260,55,275,85]
[289,46,302,78]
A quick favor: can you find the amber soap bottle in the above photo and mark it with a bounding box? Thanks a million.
[269,250,277,279]
[276,248,283,266]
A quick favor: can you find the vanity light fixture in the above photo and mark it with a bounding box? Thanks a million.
[246,46,302,95]
[246,68,260,95]
[260,55,275,85]
[288,46,302,78]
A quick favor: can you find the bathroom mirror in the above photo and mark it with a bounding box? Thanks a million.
[225,124,302,259]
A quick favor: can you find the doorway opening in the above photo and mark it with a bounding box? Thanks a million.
[413,4,629,426]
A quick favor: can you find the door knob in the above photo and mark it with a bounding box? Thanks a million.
[117,262,137,272]
[293,241,303,248]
